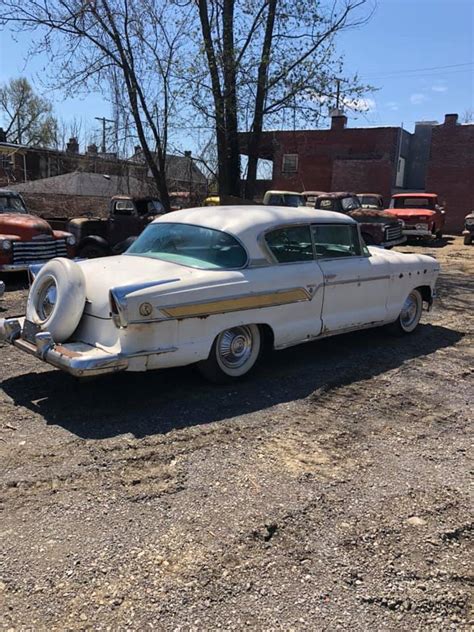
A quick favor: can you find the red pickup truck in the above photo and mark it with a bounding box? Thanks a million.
[0,189,75,272]
[387,193,446,240]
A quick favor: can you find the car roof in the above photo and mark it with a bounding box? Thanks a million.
[265,190,303,195]
[357,193,382,197]
[317,191,356,198]
[154,205,356,260]
[0,189,21,196]
[392,193,437,198]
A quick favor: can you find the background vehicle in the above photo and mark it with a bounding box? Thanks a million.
[0,189,75,272]
[313,192,405,248]
[263,190,306,207]
[46,195,166,258]
[387,193,445,240]
[302,191,327,208]
[357,193,384,210]
[462,212,474,245]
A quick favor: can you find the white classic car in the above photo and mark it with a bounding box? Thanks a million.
[0,206,440,382]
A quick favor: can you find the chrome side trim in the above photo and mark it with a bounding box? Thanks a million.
[325,274,391,287]
[128,286,316,324]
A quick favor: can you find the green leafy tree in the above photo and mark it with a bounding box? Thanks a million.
[0,77,57,146]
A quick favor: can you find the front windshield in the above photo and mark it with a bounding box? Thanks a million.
[126,222,248,269]
[341,196,360,211]
[0,195,27,213]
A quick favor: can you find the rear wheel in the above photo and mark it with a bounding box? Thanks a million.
[464,234,472,245]
[387,289,423,335]
[197,324,261,383]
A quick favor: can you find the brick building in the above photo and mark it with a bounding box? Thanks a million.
[240,113,473,232]
[426,114,474,231]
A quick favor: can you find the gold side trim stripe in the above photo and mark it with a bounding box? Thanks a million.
[160,288,312,319]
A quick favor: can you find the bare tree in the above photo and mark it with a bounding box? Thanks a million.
[0,77,57,146]
[192,0,374,199]
[0,0,190,210]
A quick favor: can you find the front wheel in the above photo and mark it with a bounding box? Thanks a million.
[197,324,261,383]
[387,289,423,335]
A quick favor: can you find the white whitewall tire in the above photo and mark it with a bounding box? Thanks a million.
[26,258,86,343]
[198,324,262,383]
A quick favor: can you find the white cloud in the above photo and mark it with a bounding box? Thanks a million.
[410,93,428,105]
[432,84,448,93]
[385,101,399,111]
[341,97,376,112]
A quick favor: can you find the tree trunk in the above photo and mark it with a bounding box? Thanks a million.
[244,0,277,200]
[222,0,240,198]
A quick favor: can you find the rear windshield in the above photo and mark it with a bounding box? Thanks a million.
[359,195,382,209]
[0,195,27,213]
[268,194,306,207]
[341,196,361,211]
[391,197,435,209]
[126,222,248,269]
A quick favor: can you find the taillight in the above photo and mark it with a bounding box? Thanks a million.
[109,291,119,315]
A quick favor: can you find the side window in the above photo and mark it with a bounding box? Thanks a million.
[265,225,313,263]
[312,224,362,259]
[268,194,283,205]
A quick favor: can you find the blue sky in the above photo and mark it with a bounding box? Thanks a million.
[0,0,472,149]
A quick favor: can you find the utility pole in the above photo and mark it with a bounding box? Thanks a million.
[95,116,115,154]
[335,78,341,112]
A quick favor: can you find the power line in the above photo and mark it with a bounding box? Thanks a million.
[361,62,474,79]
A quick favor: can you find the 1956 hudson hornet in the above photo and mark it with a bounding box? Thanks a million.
[0,206,440,382]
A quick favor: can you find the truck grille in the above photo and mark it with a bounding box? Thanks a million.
[12,238,68,265]
[385,224,402,242]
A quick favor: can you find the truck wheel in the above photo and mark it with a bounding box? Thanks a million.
[387,289,423,336]
[435,228,443,239]
[26,258,86,343]
[197,324,261,383]
[78,243,108,259]
[464,234,472,245]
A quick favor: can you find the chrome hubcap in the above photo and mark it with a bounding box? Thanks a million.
[37,279,57,321]
[400,293,419,329]
[217,326,254,369]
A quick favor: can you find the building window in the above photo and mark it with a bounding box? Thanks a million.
[0,153,14,171]
[282,153,298,173]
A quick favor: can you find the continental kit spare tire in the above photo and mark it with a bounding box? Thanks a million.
[26,258,86,343]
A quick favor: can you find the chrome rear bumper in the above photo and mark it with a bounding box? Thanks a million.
[0,317,128,377]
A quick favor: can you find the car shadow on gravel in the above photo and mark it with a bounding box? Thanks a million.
[2,323,463,440]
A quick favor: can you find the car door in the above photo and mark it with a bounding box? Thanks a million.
[258,223,324,347]
[312,223,391,332]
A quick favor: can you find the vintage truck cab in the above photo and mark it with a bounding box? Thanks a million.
[263,190,306,207]
[357,193,384,210]
[46,195,166,258]
[0,189,75,272]
[313,192,406,249]
[387,193,446,240]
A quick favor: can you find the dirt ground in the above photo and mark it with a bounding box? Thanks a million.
[0,236,472,631]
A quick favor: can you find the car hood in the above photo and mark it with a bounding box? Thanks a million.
[0,213,53,239]
[348,209,399,223]
[385,209,436,219]
[79,254,246,320]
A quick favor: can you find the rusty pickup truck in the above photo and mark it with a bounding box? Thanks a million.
[45,195,166,258]
[0,189,75,273]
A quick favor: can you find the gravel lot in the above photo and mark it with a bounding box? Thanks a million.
[0,236,472,631]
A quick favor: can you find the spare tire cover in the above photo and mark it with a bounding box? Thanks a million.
[26,258,86,343]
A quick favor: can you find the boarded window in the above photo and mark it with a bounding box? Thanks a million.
[282,154,298,173]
